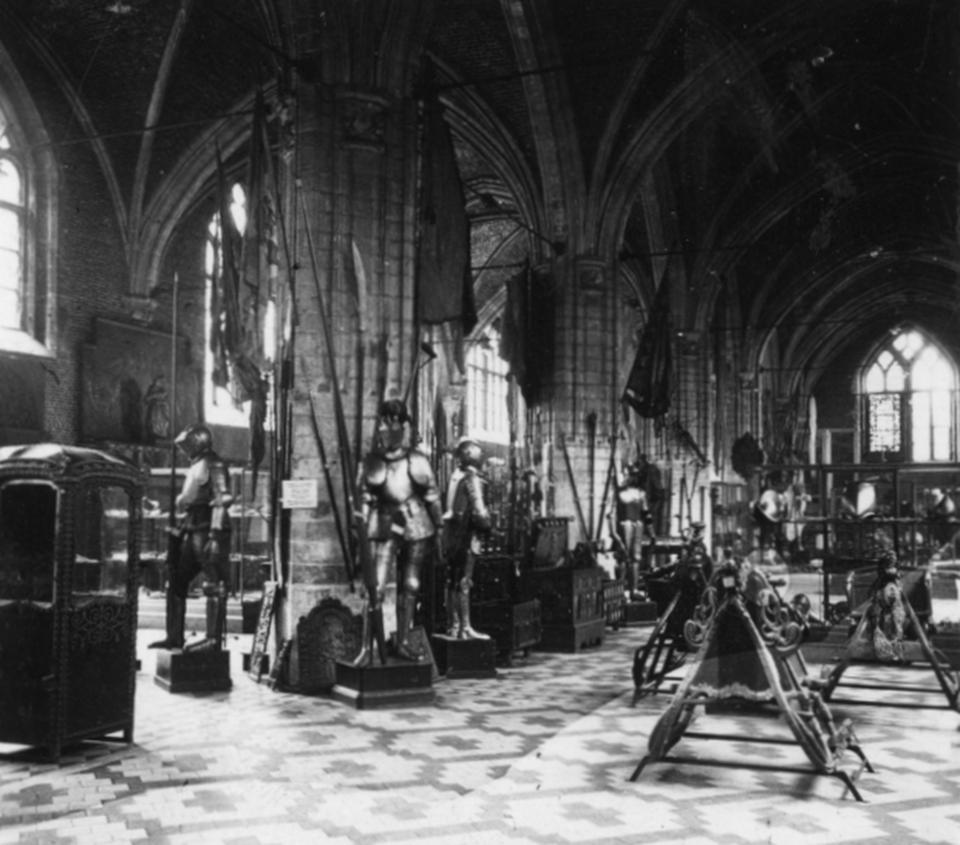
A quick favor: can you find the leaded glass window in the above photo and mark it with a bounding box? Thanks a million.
[466,327,511,444]
[862,328,956,462]
[0,116,24,331]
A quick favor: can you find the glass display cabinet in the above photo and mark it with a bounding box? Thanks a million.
[0,444,143,759]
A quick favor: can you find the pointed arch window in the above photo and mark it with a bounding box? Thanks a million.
[0,87,54,357]
[0,130,24,330]
[861,328,956,462]
[466,325,511,444]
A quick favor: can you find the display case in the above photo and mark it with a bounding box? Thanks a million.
[0,444,143,759]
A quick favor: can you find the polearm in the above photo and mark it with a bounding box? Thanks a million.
[559,431,590,543]
[167,271,180,536]
[300,195,383,662]
[594,435,617,545]
[157,271,181,645]
[298,190,360,581]
[307,390,356,587]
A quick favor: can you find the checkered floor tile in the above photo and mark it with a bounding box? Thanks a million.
[1,622,959,844]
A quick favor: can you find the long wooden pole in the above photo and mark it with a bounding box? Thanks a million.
[168,271,179,526]
[299,191,358,563]
[559,431,589,542]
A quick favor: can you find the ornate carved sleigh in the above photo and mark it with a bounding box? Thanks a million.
[631,549,710,702]
[816,559,960,711]
[631,560,873,801]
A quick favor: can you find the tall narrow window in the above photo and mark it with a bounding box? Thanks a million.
[0,87,52,357]
[466,326,511,445]
[0,114,25,332]
[862,328,956,462]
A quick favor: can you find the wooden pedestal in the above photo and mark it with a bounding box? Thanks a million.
[332,659,434,709]
[432,634,498,678]
[154,648,232,693]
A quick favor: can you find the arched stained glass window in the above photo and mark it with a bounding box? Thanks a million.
[862,328,956,462]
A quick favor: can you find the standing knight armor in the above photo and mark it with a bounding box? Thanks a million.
[354,399,444,664]
[443,438,492,639]
[613,460,652,600]
[149,423,233,651]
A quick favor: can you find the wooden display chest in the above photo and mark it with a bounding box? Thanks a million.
[471,598,541,664]
[473,555,524,604]
[528,566,605,652]
[602,579,625,629]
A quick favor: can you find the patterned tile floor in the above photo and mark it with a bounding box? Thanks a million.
[1,623,959,844]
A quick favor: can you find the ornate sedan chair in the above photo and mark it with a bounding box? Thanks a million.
[816,552,959,711]
[631,557,873,801]
[0,444,143,759]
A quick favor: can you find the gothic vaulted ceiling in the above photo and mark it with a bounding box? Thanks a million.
[2,0,958,393]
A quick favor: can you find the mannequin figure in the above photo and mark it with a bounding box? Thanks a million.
[613,460,651,600]
[354,399,444,664]
[443,438,492,639]
[150,424,233,651]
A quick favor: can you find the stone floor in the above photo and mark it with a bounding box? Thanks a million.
[1,621,959,844]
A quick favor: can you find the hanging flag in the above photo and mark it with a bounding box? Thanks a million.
[499,260,530,398]
[212,142,243,389]
[213,99,276,495]
[238,90,278,494]
[499,260,553,404]
[622,279,673,418]
[416,60,476,334]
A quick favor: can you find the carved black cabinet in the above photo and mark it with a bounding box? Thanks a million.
[0,444,143,758]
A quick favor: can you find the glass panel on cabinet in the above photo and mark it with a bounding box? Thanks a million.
[73,483,132,600]
[0,480,56,603]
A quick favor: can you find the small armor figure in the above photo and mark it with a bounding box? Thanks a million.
[612,457,657,599]
[149,424,233,651]
[354,400,444,664]
[443,438,492,639]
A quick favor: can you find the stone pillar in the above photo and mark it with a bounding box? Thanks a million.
[276,2,436,654]
[549,255,620,547]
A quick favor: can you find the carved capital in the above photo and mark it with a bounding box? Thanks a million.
[576,256,606,292]
[335,90,389,152]
[122,295,157,325]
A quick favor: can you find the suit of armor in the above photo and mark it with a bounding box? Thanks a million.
[613,462,654,600]
[444,451,492,639]
[150,425,233,651]
[354,401,443,664]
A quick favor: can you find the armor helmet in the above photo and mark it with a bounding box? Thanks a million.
[877,549,899,578]
[455,438,483,469]
[378,399,410,424]
[175,424,214,460]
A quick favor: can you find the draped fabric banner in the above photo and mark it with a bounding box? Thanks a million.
[238,89,275,489]
[212,90,278,492]
[622,279,673,418]
[499,260,553,405]
[212,143,243,391]
[416,65,476,335]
